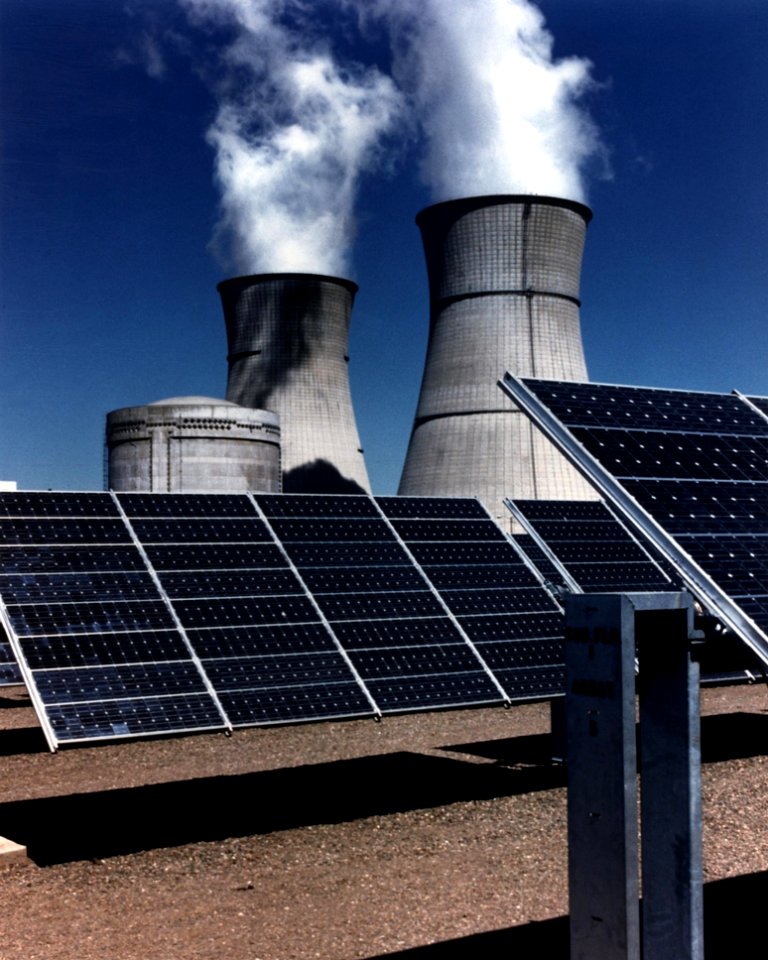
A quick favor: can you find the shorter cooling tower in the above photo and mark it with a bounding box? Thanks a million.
[106,397,280,493]
[399,195,596,526]
[218,273,370,494]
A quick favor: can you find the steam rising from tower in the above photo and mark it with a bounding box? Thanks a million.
[168,1,608,503]
[180,0,403,276]
[361,0,605,202]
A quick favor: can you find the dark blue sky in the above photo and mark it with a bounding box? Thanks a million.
[2,0,767,492]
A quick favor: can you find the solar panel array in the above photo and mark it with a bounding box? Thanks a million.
[499,376,768,666]
[0,491,566,749]
[505,497,766,683]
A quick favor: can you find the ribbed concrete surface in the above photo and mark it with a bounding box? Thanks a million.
[399,195,596,524]
[220,274,370,494]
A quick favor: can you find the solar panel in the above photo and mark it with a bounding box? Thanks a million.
[118,493,375,728]
[377,496,566,702]
[258,494,506,714]
[0,491,575,748]
[506,499,675,593]
[499,376,768,667]
[0,493,228,746]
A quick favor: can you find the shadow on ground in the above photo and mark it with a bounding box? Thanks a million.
[2,746,565,865]
[441,710,768,766]
[362,871,768,959]
[2,709,766,865]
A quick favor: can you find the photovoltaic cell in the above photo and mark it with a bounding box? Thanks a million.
[255,494,380,518]
[18,630,192,670]
[119,493,257,518]
[499,376,768,666]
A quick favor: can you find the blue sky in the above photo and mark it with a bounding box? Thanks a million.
[1,0,767,493]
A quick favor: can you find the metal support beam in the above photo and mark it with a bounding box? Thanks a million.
[565,592,703,960]
[636,607,703,960]
[566,594,640,960]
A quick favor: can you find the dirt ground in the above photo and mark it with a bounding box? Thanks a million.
[1,682,768,960]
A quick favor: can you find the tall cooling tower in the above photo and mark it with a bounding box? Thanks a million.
[219,273,370,494]
[398,195,596,525]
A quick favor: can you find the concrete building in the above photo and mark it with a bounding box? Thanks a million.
[398,194,596,527]
[106,396,280,493]
[218,273,370,494]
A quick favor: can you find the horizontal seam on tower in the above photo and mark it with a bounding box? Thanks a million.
[413,408,525,427]
[432,290,581,309]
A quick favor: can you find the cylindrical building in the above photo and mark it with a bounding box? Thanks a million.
[398,195,596,526]
[106,396,281,493]
[218,273,370,494]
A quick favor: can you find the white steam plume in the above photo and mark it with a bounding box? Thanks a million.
[357,0,606,203]
[180,0,403,276]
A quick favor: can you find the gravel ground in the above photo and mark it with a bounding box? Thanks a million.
[1,682,767,960]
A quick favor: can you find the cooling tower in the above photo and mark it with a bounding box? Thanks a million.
[106,397,281,493]
[218,273,370,494]
[398,195,596,525]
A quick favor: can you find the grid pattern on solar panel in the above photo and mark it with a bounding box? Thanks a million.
[520,380,768,636]
[376,497,566,702]
[0,493,226,745]
[512,534,564,586]
[508,500,675,593]
[117,493,374,726]
[0,491,585,744]
[0,638,21,685]
[255,494,504,713]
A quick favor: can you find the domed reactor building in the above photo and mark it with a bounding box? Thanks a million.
[106,396,281,494]
[398,194,596,527]
[218,273,371,494]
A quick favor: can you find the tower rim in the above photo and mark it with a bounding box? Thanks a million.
[216,272,359,296]
[415,194,593,226]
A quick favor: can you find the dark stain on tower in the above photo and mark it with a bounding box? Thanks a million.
[219,273,370,494]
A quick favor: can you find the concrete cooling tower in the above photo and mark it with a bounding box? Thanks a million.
[398,194,596,526]
[219,273,370,494]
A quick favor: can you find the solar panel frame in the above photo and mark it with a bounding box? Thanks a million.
[499,374,768,667]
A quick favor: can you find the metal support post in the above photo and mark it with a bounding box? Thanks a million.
[636,605,703,960]
[566,594,640,960]
[565,592,703,960]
